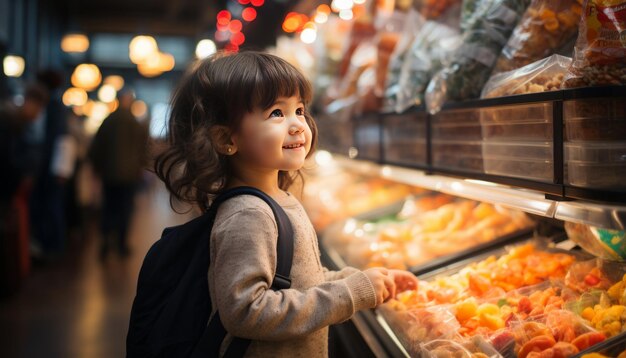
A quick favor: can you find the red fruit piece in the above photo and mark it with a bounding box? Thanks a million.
[551,342,579,358]
[584,273,601,286]
[519,335,557,358]
[571,332,606,351]
[491,330,515,352]
[518,296,533,314]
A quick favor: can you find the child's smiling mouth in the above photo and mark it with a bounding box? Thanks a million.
[282,143,304,150]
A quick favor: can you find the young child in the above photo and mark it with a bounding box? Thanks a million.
[154,51,418,357]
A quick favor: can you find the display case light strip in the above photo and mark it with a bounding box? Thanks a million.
[555,201,626,231]
[377,165,556,218]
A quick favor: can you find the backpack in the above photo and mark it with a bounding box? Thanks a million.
[126,186,294,358]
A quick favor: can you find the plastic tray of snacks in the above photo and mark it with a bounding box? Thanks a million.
[321,196,535,272]
[353,113,382,161]
[315,113,355,156]
[480,102,553,141]
[432,140,484,173]
[382,111,428,167]
[483,141,554,183]
[376,239,590,358]
[432,108,482,141]
[564,97,626,141]
[565,142,626,190]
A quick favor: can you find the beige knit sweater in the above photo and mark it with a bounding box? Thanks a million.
[208,193,378,357]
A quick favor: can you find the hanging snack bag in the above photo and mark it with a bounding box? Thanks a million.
[425,0,529,114]
[493,0,582,73]
[563,0,626,88]
[383,5,425,112]
[482,54,572,98]
[394,1,462,112]
[355,1,411,113]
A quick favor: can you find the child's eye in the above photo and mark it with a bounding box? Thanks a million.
[296,108,305,116]
[269,109,283,118]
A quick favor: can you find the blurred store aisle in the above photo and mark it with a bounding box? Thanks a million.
[0,176,193,358]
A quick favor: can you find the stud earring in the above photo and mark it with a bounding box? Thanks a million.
[227,147,232,153]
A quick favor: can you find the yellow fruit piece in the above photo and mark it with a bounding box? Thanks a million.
[582,306,595,321]
[456,298,478,322]
[608,281,624,301]
[581,354,610,358]
[607,305,625,317]
[477,303,500,316]
[479,312,505,330]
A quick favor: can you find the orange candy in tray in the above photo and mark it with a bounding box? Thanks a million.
[379,243,626,357]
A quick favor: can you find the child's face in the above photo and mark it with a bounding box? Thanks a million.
[233,95,312,172]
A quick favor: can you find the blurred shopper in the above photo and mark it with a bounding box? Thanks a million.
[65,112,89,240]
[88,90,148,258]
[30,70,74,259]
[0,84,49,296]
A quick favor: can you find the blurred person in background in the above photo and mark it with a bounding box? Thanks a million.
[64,112,89,241]
[0,84,49,296]
[88,89,148,259]
[29,69,74,260]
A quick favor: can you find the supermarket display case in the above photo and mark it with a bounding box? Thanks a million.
[308,85,626,358]
[315,86,626,202]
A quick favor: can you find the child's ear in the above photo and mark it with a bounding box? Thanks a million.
[210,125,238,155]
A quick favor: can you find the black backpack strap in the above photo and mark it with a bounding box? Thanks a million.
[191,186,294,358]
[212,186,294,288]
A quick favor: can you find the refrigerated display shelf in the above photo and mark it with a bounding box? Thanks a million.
[328,156,626,231]
[316,85,626,204]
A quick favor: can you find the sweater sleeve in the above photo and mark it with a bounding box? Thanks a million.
[210,207,377,341]
[323,267,362,282]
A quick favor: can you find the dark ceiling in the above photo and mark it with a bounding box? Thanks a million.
[58,0,307,49]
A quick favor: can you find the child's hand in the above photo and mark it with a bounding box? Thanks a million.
[363,268,396,305]
[388,270,419,297]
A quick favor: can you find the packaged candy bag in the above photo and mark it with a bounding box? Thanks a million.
[481,54,572,98]
[394,2,462,112]
[492,0,582,73]
[425,0,529,114]
[383,7,425,112]
[565,222,626,261]
[563,0,626,88]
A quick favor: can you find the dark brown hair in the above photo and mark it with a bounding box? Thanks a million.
[154,51,318,212]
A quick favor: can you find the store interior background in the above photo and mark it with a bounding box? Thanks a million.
[0,0,365,357]
[3,0,626,356]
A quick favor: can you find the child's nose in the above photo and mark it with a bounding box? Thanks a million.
[289,125,304,135]
[288,116,306,135]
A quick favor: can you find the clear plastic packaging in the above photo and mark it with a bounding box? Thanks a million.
[563,0,626,88]
[425,0,529,114]
[383,8,425,112]
[492,0,582,73]
[394,5,462,113]
[378,305,462,356]
[382,111,428,165]
[481,54,572,98]
[564,97,626,141]
[565,141,626,189]
[420,336,503,358]
[565,222,626,261]
[482,141,553,182]
[481,102,553,141]
[502,309,604,357]
[356,8,407,114]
